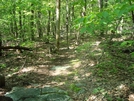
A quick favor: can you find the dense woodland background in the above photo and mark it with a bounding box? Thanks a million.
[0,0,134,101]
[0,0,134,51]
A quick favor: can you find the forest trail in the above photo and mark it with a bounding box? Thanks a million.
[29,45,82,88]
[1,39,134,101]
[1,41,85,98]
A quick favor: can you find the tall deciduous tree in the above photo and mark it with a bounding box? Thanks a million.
[56,0,61,51]
[46,10,51,43]
[30,3,35,40]
[12,1,18,37]
[66,0,69,49]
[37,11,43,38]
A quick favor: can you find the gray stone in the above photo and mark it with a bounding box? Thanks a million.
[5,87,73,101]
[5,87,40,101]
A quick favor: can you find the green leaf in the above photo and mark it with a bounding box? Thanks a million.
[80,26,87,33]
[102,11,109,18]
[131,52,134,58]
[120,41,134,47]
[0,63,6,69]
[93,88,101,94]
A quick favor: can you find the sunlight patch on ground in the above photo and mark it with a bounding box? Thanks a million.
[115,84,129,94]
[73,62,81,68]
[87,95,105,101]
[7,66,36,77]
[46,81,65,86]
[69,46,75,49]
[60,47,68,50]
[92,41,101,46]
[68,54,76,58]
[87,95,98,101]
[35,66,50,75]
[38,64,50,68]
[70,59,81,69]
[89,60,96,66]
[20,67,35,72]
[85,72,92,77]
[51,65,71,70]
[50,65,72,76]
[129,94,134,101]
[73,76,81,81]
[53,81,65,86]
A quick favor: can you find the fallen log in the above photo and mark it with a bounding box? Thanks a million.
[0,46,32,51]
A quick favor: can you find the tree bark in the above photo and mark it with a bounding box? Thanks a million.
[19,10,22,38]
[129,0,134,24]
[52,10,56,36]
[37,11,43,38]
[30,3,34,40]
[0,33,2,56]
[66,0,69,49]
[0,75,5,87]
[12,2,18,37]
[98,0,104,36]
[56,0,61,51]
[46,10,51,43]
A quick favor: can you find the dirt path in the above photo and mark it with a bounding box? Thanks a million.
[1,40,134,101]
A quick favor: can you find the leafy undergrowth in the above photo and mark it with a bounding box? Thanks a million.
[0,38,134,101]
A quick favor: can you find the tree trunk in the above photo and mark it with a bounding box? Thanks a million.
[66,0,69,49]
[70,4,75,35]
[82,0,87,16]
[129,0,134,24]
[30,3,34,40]
[19,10,22,38]
[22,11,26,41]
[98,0,103,11]
[104,0,108,7]
[37,11,43,38]
[0,75,5,87]
[0,33,2,56]
[98,0,104,37]
[52,10,56,36]
[46,10,51,43]
[56,0,61,51]
[129,0,134,38]
[12,2,18,37]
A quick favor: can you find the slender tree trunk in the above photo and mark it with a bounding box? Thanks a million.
[22,12,26,41]
[12,2,18,37]
[129,0,134,24]
[56,0,61,51]
[52,10,56,36]
[37,11,43,38]
[0,33,2,56]
[77,0,87,43]
[129,0,134,38]
[98,0,103,11]
[30,3,34,40]
[104,0,108,7]
[70,4,75,35]
[82,0,87,16]
[10,18,14,35]
[66,0,69,49]
[131,11,134,24]
[19,10,22,38]
[71,5,75,19]
[46,10,51,43]
[98,0,104,37]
